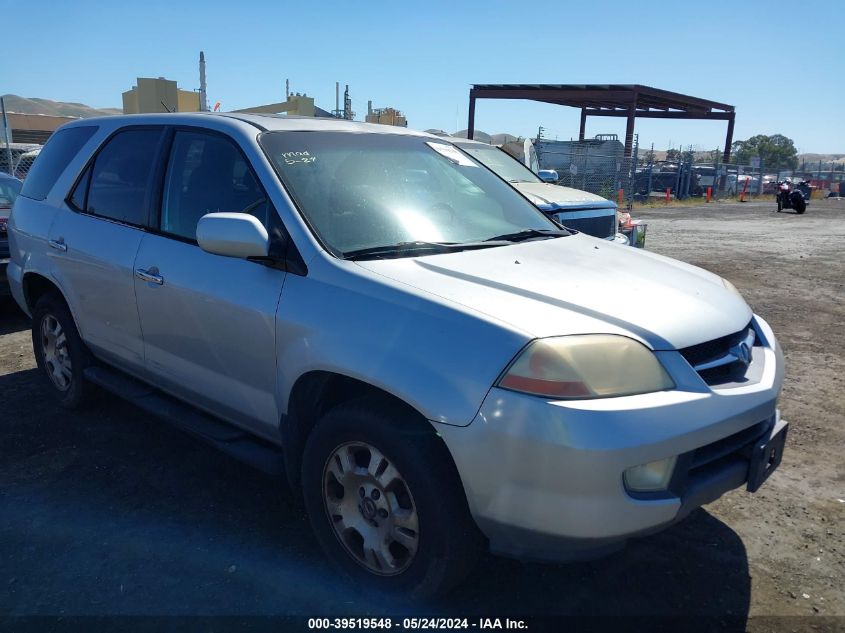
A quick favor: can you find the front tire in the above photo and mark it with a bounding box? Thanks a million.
[795,198,807,214]
[32,292,91,409]
[301,399,481,597]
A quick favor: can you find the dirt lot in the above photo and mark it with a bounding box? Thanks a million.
[1,198,843,629]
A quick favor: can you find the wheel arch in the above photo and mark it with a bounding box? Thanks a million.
[281,371,457,494]
[23,272,67,314]
[21,272,88,346]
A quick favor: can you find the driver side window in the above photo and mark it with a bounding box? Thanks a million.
[161,130,268,240]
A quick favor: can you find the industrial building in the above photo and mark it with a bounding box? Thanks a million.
[234,94,321,117]
[365,103,407,127]
[122,77,200,114]
[234,83,354,120]
[2,113,77,144]
[4,49,409,150]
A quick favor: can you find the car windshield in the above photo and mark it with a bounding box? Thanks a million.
[455,143,541,184]
[259,131,559,257]
[0,178,22,209]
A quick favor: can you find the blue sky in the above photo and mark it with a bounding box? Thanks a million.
[3,0,842,153]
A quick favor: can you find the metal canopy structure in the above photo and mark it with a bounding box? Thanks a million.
[467,84,736,162]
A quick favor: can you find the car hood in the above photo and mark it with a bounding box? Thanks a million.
[355,235,751,350]
[513,182,617,211]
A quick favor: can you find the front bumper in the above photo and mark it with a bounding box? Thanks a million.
[436,315,785,561]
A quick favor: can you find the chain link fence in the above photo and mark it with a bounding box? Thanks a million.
[514,136,844,204]
[1,140,41,180]
[633,160,843,201]
[534,138,634,202]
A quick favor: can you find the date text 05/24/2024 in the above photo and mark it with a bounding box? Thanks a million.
[307,618,528,630]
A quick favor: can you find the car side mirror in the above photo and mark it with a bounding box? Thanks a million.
[196,213,270,259]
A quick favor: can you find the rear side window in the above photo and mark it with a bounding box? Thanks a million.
[19,126,97,201]
[72,128,163,226]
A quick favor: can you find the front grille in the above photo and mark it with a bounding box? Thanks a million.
[688,420,769,476]
[679,322,757,385]
[550,212,616,239]
[627,418,773,501]
[660,418,773,501]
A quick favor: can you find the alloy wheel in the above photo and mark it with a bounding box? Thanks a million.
[40,314,72,391]
[322,441,419,576]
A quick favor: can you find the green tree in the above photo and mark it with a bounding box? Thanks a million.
[641,148,656,165]
[666,148,680,162]
[731,134,798,170]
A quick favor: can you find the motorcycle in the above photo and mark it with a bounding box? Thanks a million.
[776,180,809,214]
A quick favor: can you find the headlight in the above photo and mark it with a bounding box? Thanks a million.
[497,335,674,399]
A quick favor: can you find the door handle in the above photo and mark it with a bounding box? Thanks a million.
[135,268,164,285]
[48,238,68,252]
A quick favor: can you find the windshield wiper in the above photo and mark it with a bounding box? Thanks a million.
[343,241,499,261]
[483,228,570,243]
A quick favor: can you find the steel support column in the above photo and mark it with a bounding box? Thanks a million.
[623,103,636,158]
[579,108,587,141]
[722,112,735,163]
[467,90,477,140]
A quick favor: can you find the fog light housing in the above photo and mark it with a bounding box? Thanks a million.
[623,456,677,493]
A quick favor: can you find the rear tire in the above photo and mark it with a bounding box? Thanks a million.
[301,398,482,597]
[32,292,92,409]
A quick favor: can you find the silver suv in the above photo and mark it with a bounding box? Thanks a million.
[8,114,787,596]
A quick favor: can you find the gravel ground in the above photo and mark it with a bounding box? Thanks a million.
[0,198,843,630]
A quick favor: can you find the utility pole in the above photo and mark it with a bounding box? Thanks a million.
[1,97,13,175]
[536,126,545,168]
[198,51,208,112]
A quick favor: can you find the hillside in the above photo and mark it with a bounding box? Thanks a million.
[642,149,843,166]
[1,94,121,118]
[797,153,845,165]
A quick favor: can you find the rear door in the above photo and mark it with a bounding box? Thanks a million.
[49,126,165,371]
[133,128,286,437]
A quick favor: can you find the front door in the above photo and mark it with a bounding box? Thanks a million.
[133,129,286,437]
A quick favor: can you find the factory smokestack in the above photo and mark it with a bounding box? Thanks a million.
[199,51,208,112]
